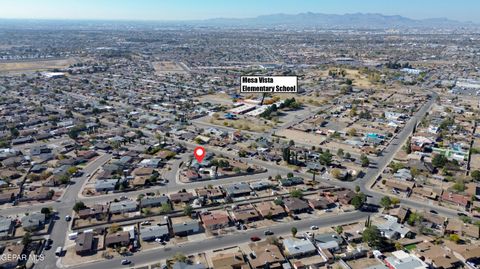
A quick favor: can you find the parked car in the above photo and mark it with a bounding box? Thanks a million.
[264,230,274,235]
[121,259,131,265]
[310,225,319,230]
[64,215,71,221]
[250,236,261,242]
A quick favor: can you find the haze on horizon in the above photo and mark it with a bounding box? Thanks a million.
[0,0,479,23]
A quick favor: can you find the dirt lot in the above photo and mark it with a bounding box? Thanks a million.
[276,129,327,145]
[153,61,189,75]
[0,57,78,74]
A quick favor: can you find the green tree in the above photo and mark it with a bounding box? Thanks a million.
[360,154,370,167]
[453,179,465,192]
[335,226,343,234]
[291,227,298,237]
[41,207,51,216]
[351,192,366,210]
[22,232,32,246]
[337,148,344,158]
[432,154,448,168]
[395,242,403,250]
[183,205,193,216]
[355,185,360,193]
[161,203,172,214]
[380,196,392,209]
[287,172,294,178]
[290,189,303,199]
[362,226,383,248]
[319,151,333,166]
[472,170,480,181]
[73,201,87,213]
[449,234,460,244]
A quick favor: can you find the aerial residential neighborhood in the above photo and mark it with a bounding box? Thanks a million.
[0,1,480,269]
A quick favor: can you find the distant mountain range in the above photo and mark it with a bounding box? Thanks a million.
[193,12,477,29]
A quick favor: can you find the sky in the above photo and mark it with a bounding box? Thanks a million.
[0,0,479,23]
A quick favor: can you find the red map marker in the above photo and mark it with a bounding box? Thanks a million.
[194,146,206,163]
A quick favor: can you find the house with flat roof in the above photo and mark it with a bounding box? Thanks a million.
[21,212,45,231]
[109,200,138,214]
[0,216,13,239]
[94,179,118,192]
[223,182,252,197]
[140,196,169,208]
[140,225,169,241]
[384,250,428,269]
[200,211,230,230]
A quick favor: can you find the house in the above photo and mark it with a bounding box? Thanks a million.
[211,250,249,269]
[140,225,169,241]
[377,215,412,239]
[195,187,224,200]
[0,216,13,238]
[414,241,461,269]
[94,179,118,192]
[283,197,310,214]
[280,177,304,187]
[249,242,285,269]
[313,232,344,253]
[384,250,428,269]
[75,232,95,255]
[308,197,333,209]
[336,189,356,205]
[132,167,154,177]
[283,238,317,258]
[200,211,230,230]
[387,206,410,223]
[109,200,138,214]
[223,182,252,197]
[77,204,108,220]
[255,201,286,219]
[170,192,194,203]
[140,196,169,208]
[105,231,130,247]
[441,192,470,209]
[230,204,260,223]
[171,217,201,236]
[249,180,272,190]
[139,158,162,168]
[21,212,46,231]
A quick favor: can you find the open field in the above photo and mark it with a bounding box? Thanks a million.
[0,57,78,74]
[153,61,189,75]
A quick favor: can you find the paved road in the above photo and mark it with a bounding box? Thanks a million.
[65,211,371,269]
[33,154,112,269]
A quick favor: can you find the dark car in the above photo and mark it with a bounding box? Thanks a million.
[429,210,438,214]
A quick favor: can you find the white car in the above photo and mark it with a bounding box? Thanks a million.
[310,225,319,230]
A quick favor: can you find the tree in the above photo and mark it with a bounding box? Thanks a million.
[395,242,403,250]
[319,151,333,166]
[183,205,193,216]
[73,201,87,213]
[404,137,412,154]
[344,152,351,160]
[472,170,480,181]
[337,149,344,158]
[335,226,343,235]
[391,197,400,206]
[347,128,357,136]
[287,172,294,178]
[290,189,303,199]
[10,128,19,138]
[109,224,121,233]
[173,252,188,263]
[351,192,366,210]
[273,198,284,206]
[360,154,370,167]
[41,207,51,216]
[432,154,448,168]
[291,227,298,237]
[449,234,460,244]
[407,212,423,226]
[67,166,78,175]
[362,226,383,248]
[161,203,172,214]
[330,168,342,179]
[355,185,360,193]
[453,179,465,192]
[380,196,392,209]
[22,232,32,246]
